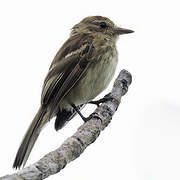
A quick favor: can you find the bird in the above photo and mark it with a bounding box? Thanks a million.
[13,16,134,169]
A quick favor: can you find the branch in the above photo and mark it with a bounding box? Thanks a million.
[0,69,132,180]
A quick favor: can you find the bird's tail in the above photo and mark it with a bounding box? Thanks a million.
[13,106,48,169]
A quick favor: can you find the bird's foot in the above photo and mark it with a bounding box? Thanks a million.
[88,93,113,107]
[71,104,92,122]
[82,113,101,122]
[71,104,101,122]
[81,114,91,122]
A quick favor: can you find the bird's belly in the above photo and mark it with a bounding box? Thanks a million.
[64,55,118,107]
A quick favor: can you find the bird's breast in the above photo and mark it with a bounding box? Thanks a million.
[65,49,118,107]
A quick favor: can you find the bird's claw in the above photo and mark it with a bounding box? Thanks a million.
[83,113,101,122]
[88,93,113,107]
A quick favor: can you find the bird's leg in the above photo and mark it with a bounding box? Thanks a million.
[88,93,113,107]
[71,104,91,122]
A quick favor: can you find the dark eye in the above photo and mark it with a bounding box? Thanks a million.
[99,22,107,28]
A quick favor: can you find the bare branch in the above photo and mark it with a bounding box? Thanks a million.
[0,69,132,180]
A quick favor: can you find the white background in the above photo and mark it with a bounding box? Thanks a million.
[0,0,180,179]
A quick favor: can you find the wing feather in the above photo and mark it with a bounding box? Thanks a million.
[49,56,91,116]
[41,36,94,117]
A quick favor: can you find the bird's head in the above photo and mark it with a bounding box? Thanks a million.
[71,16,134,39]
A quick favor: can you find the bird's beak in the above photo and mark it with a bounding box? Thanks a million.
[113,27,134,35]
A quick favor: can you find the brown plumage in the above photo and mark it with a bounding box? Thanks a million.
[13,16,133,169]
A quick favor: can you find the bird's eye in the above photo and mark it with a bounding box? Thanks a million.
[99,22,107,28]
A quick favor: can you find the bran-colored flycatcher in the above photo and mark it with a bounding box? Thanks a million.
[13,16,134,169]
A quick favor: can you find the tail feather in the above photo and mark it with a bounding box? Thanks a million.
[13,106,48,169]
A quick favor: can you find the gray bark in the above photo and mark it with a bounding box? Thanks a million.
[0,69,132,180]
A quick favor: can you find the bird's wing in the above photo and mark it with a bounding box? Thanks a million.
[41,35,94,117]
